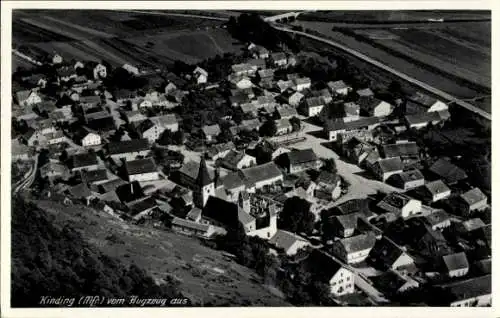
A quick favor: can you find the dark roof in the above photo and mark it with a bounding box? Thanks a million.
[179,160,214,182]
[115,181,145,203]
[382,142,419,158]
[196,157,213,187]
[203,196,240,228]
[98,178,127,193]
[442,252,469,272]
[424,180,450,195]
[437,275,491,303]
[389,169,424,184]
[67,183,92,198]
[369,236,409,268]
[376,157,403,173]
[125,158,157,175]
[240,162,282,185]
[325,116,379,132]
[172,217,210,232]
[359,97,389,112]
[222,150,247,168]
[107,138,150,156]
[378,192,414,209]
[127,197,158,216]
[460,187,487,205]
[429,158,468,184]
[424,210,450,226]
[71,152,98,168]
[334,214,358,230]
[316,171,340,185]
[334,199,370,217]
[301,249,344,282]
[405,111,441,125]
[409,92,438,107]
[222,171,246,190]
[81,169,108,184]
[334,232,377,253]
[285,149,318,165]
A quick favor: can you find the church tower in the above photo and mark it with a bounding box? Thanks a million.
[193,157,214,208]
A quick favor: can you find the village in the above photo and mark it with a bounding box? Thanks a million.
[11,29,491,307]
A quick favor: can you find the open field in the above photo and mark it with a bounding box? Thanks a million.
[34,199,290,306]
[299,10,491,23]
[12,10,239,68]
[292,20,491,112]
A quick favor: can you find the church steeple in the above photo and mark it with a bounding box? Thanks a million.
[196,157,212,187]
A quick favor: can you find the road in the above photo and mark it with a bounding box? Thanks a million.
[13,154,39,193]
[119,10,229,21]
[273,25,491,121]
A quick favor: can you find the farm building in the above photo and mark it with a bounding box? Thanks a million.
[276,149,321,174]
[331,232,377,264]
[377,192,421,219]
[371,157,403,182]
[125,158,159,182]
[269,230,311,256]
[458,187,488,216]
[428,158,468,185]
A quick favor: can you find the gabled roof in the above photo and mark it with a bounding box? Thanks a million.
[334,199,371,217]
[370,236,410,268]
[328,80,349,91]
[301,249,345,282]
[429,158,468,184]
[270,52,286,61]
[425,210,450,226]
[442,252,469,272]
[258,68,274,78]
[127,197,158,216]
[409,92,438,107]
[222,171,246,190]
[376,157,403,173]
[67,183,92,198]
[458,218,486,233]
[359,97,390,112]
[306,97,325,108]
[275,118,292,130]
[334,213,358,230]
[125,158,157,175]
[460,187,487,206]
[325,116,379,132]
[203,196,240,228]
[357,88,374,97]
[334,232,377,254]
[285,149,318,165]
[149,114,178,128]
[222,150,249,168]
[277,105,298,118]
[405,111,441,125]
[240,119,262,131]
[71,152,98,168]
[81,169,108,184]
[179,160,214,182]
[172,217,210,232]
[107,138,150,156]
[248,58,266,68]
[240,103,258,114]
[389,169,424,184]
[437,274,491,303]
[378,192,414,209]
[269,229,310,252]
[424,180,451,195]
[382,142,419,158]
[202,124,221,137]
[240,162,282,185]
[316,171,340,185]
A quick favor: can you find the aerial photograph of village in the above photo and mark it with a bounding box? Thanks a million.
[9,8,491,308]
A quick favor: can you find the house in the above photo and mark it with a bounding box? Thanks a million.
[193,66,208,84]
[377,192,421,218]
[253,95,276,109]
[387,169,425,190]
[240,162,283,191]
[127,197,158,220]
[293,77,311,92]
[328,80,351,95]
[15,89,42,107]
[301,250,355,296]
[276,149,321,174]
[382,142,419,160]
[276,105,298,119]
[404,111,444,129]
[138,114,179,143]
[70,152,99,172]
[247,58,267,71]
[221,150,256,171]
[230,75,253,89]
[455,218,486,234]
[258,69,274,81]
[202,196,253,232]
[279,90,305,107]
[122,64,139,75]
[125,158,159,182]
[356,88,374,98]
[107,138,150,162]
[314,171,342,201]
[458,187,488,215]
[331,214,358,238]
[93,63,107,79]
[81,169,108,185]
[232,63,254,76]
[80,131,102,147]
[332,198,373,219]
[422,180,451,202]
[269,230,310,256]
[52,53,63,64]
[442,252,469,278]
[359,98,392,117]
[21,129,47,147]
[249,44,269,59]
[416,225,450,257]
[435,275,491,307]
[171,217,215,238]
[239,119,262,132]
[66,183,95,205]
[270,52,287,66]
[178,160,215,191]
[344,138,378,166]
[429,158,468,185]
[343,102,361,122]
[330,232,377,264]
[201,124,221,142]
[275,119,293,135]
[46,130,66,145]
[324,116,380,142]
[369,237,415,272]
[239,103,258,117]
[372,157,403,182]
[409,92,449,112]
[301,97,325,117]
[207,141,235,161]
[373,271,419,295]
[424,210,451,231]
[40,161,69,180]
[12,139,31,161]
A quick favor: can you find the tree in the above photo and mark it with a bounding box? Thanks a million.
[279,196,315,234]
[323,158,337,174]
[157,129,173,146]
[259,119,277,137]
[172,130,185,145]
[290,116,301,132]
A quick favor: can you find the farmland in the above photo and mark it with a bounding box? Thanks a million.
[292,19,491,112]
[12,10,240,68]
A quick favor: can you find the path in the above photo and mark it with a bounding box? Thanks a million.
[13,154,39,193]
